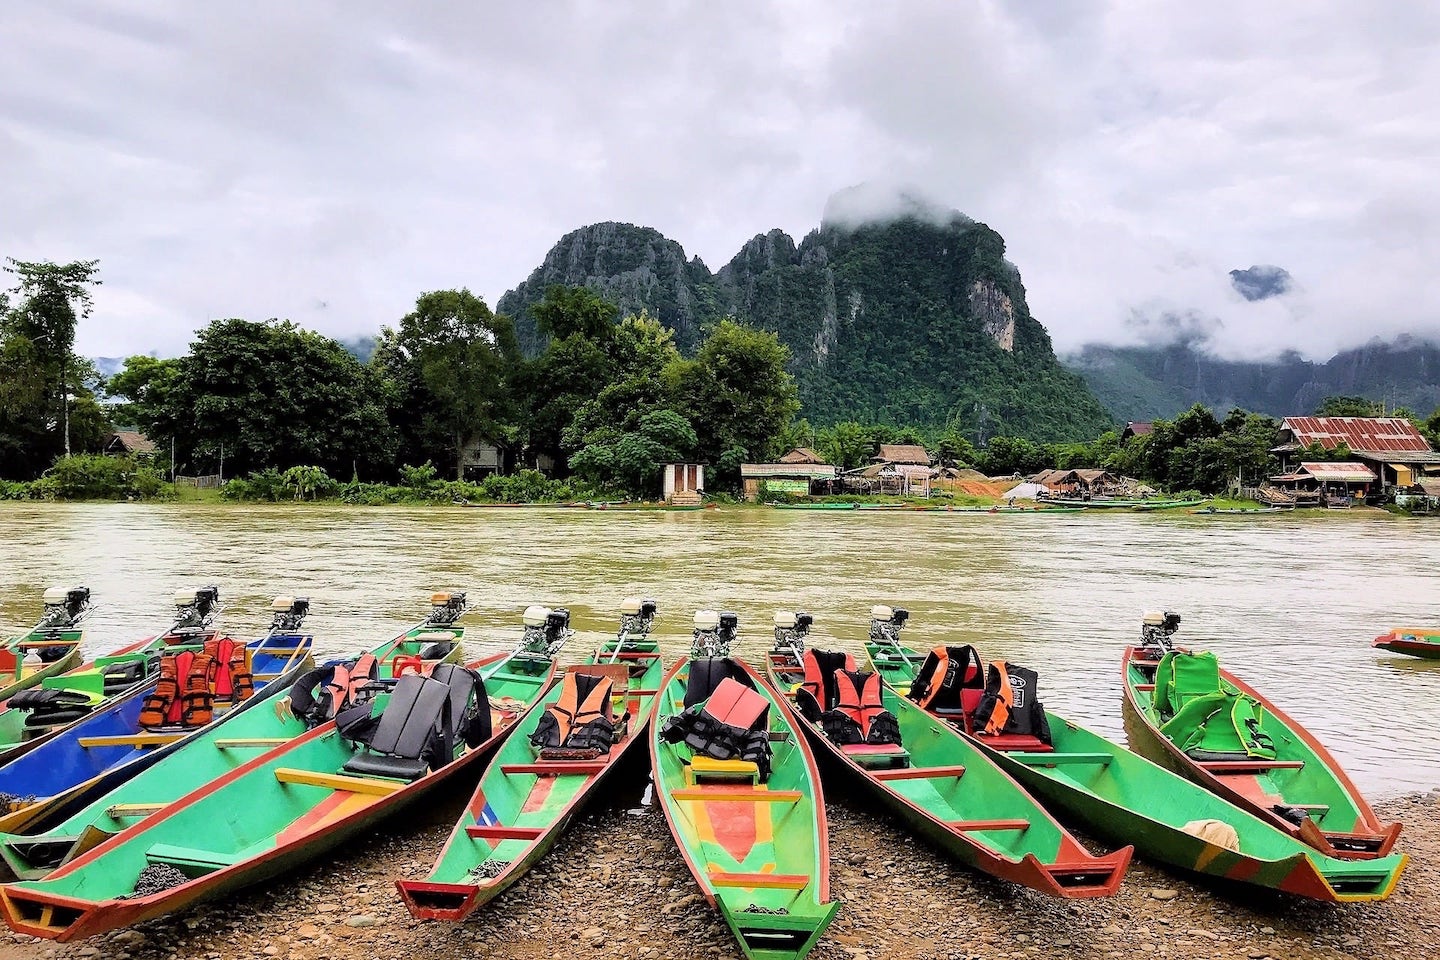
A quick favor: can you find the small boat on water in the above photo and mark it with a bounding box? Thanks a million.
[770,502,856,511]
[1190,506,1290,515]
[1122,612,1400,860]
[0,589,90,704]
[1372,627,1440,660]
[0,593,470,881]
[399,599,664,921]
[651,611,838,960]
[1046,497,1207,510]
[0,590,313,836]
[764,611,1128,898]
[862,608,1407,902]
[0,604,563,941]
[587,501,715,512]
[922,505,1084,514]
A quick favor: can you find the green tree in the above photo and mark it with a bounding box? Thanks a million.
[0,259,105,477]
[519,289,623,471]
[1315,396,1381,417]
[671,319,799,485]
[106,356,181,431]
[163,319,392,477]
[389,289,521,479]
[568,408,698,494]
[531,285,619,341]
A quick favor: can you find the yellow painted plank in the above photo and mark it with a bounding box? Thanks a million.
[273,768,403,796]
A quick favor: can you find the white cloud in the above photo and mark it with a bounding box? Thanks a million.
[1,1,1436,361]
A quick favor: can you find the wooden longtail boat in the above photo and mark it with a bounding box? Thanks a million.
[651,626,838,960]
[763,628,1129,899]
[922,505,1085,514]
[0,588,92,704]
[0,589,233,765]
[0,613,563,941]
[1122,617,1400,859]
[0,596,472,881]
[974,715,1407,902]
[1372,628,1440,660]
[861,613,1407,902]
[398,599,665,921]
[770,503,856,511]
[1046,498,1207,510]
[0,595,313,836]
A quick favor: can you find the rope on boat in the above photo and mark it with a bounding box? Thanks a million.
[466,859,511,881]
[0,793,37,812]
[121,863,190,899]
[739,904,789,915]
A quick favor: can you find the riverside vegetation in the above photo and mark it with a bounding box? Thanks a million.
[3,253,1440,505]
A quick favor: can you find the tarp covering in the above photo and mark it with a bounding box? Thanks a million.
[1002,482,1047,500]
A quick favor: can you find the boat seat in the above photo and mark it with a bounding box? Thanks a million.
[145,843,242,871]
[977,733,1053,752]
[340,674,450,781]
[690,756,759,783]
[840,743,911,769]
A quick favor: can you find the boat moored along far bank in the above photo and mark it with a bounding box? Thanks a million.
[651,612,839,960]
[0,591,314,836]
[0,593,471,881]
[1372,627,1440,660]
[398,599,665,922]
[764,611,1129,898]
[1123,612,1400,860]
[862,607,1407,902]
[0,603,564,941]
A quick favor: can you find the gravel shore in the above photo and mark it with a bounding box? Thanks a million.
[0,783,1434,960]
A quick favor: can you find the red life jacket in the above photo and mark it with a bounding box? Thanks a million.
[798,649,855,718]
[324,653,379,719]
[203,637,253,702]
[833,669,887,740]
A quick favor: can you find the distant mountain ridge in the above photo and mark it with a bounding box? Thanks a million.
[1065,336,1440,422]
[498,209,1113,442]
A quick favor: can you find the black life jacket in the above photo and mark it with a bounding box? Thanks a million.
[972,661,1052,745]
[8,688,96,728]
[660,673,773,782]
[530,670,617,753]
[822,669,902,746]
[795,649,855,722]
[908,645,985,729]
[287,653,380,727]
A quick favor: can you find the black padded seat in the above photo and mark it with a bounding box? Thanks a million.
[340,673,450,781]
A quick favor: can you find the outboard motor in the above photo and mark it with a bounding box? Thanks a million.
[427,592,469,626]
[772,610,814,660]
[35,586,92,633]
[1140,610,1182,655]
[618,597,658,641]
[869,605,910,646]
[269,596,311,633]
[692,610,739,658]
[171,586,221,634]
[519,605,572,658]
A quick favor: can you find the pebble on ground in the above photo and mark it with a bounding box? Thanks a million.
[0,791,1434,960]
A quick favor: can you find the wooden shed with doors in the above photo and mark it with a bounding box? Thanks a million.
[1269,461,1377,507]
[740,461,839,501]
[662,463,705,505]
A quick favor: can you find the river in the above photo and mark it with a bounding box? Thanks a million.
[1,503,1436,796]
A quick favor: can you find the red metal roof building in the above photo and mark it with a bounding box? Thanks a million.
[1274,417,1440,489]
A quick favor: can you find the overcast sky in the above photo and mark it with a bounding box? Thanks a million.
[4,1,1437,360]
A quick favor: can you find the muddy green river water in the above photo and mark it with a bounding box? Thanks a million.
[1,504,1437,795]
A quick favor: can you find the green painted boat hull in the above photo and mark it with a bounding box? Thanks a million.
[651,657,838,960]
[1122,645,1400,858]
[975,714,1406,902]
[0,622,466,881]
[764,652,1128,898]
[0,649,556,941]
[0,630,84,705]
[770,503,856,510]
[864,639,1405,901]
[397,634,664,921]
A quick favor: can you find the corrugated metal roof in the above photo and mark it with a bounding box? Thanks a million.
[1298,461,1377,482]
[1281,417,1432,454]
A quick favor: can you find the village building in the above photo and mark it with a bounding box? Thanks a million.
[1120,422,1153,441]
[841,443,934,496]
[662,463,705,505]
[1272,417,1440,490]
[103,431,157,458]
[1268,462,1377,507]
[1028,467,1121,498]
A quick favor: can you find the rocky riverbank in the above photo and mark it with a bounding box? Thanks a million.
[1,790,1435,960]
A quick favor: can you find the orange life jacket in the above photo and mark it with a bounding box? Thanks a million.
[324,653,379,719]
[980,661,1014,735]
[203,637,253,702]
[541,671,615,747]
[138,650,218,729]
[180,652,216,726]
[833,669,887,740]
